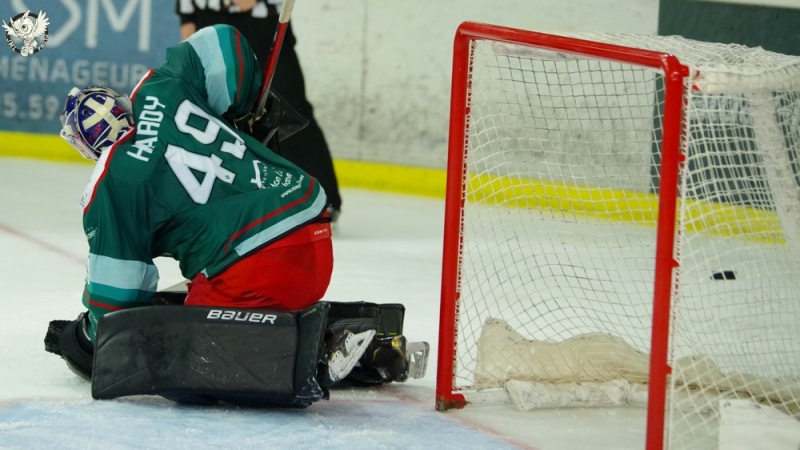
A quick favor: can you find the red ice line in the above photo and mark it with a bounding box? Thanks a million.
[0,222,85,266]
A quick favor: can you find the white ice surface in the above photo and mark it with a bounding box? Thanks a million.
[0,159,646,449]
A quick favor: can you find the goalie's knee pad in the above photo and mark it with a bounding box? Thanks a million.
[44,312,94,380]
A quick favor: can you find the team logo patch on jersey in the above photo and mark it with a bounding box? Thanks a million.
[2,10,49,57]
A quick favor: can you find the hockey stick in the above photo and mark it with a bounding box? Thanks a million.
[250,0,295,123]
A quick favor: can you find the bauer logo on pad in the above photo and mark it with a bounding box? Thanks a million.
[206,309,278,324]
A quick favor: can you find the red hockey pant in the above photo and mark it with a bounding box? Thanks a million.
[185,222,333,311]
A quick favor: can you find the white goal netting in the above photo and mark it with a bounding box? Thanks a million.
[443,29,800,449]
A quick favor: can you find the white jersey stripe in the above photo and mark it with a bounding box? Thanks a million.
[188,27,232,115]
[87,253,159,292]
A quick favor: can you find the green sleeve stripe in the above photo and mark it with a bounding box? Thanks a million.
[215,25,239,106]
[87,253,159,292]
[82,288,154,342]
[86,282,157,304]
[188,26,233,115]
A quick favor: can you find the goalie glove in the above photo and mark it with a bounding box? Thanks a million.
[239,90,309,149]
[44,312,94,380]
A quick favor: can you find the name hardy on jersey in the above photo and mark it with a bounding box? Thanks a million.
[207,309,278,324]
[128,96,166,162]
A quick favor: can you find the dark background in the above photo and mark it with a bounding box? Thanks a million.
[659,0,800,56]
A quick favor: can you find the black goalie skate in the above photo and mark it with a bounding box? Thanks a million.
[371,336,430,383]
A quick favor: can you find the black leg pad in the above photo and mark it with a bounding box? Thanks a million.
[325,301,405,338]
[91,303,330,408]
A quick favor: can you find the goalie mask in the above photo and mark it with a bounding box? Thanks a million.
[60,86,134,160]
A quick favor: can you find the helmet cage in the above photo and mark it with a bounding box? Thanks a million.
[60,86,134,160]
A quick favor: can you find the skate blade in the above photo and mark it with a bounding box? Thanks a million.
[406,341,430,379]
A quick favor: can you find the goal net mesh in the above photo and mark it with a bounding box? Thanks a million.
[448,31,800,448]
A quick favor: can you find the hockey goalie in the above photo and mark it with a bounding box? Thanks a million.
[43,24,428,407]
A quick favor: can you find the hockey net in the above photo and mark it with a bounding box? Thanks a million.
[437,22,800,449]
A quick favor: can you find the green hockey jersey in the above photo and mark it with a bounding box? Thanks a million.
[78,25,327,339]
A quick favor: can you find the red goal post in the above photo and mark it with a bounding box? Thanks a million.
[437,21,800,450]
